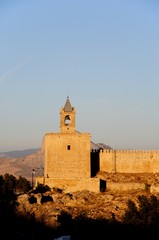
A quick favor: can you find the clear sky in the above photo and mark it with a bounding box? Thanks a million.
[0,0,159,152]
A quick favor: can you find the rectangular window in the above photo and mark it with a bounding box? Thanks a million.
[67,145,71,150]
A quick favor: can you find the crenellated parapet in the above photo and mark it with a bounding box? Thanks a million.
[100,149,159,173]
[100,149,159,154]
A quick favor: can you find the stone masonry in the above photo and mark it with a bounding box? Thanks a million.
[36,98,159,193]
[36,97,100,192]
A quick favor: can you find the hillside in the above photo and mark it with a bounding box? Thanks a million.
[17,172,159,229]
[0,149,44,181]
[0,148,40,158]
[1,146,159,236]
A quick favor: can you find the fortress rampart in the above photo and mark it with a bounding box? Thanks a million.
[100,149,159,173]
[40,98,159,193]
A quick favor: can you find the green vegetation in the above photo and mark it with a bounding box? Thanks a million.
[0,173,55,239]
[56,195,159,239]
[2,173,32,194]
[32,183,51,193]
[122,194,159,227]
[1,173,159,239]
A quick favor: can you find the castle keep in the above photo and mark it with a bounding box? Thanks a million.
[38,97,101,192]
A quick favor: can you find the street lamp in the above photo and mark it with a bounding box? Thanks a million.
[32,169,35,189]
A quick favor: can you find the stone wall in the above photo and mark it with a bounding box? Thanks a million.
[43,132,91,179]
[100,149,159,173]
[39,131,103,192]
[106,182,146,192]
[36,177,100,193]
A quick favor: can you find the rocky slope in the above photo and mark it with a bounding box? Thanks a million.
[17,172,159,228]
[1,147,159,229]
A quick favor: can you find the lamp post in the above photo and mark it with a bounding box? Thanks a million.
[32,169,35,189]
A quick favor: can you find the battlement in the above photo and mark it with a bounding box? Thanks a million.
[100,148,159,173]
[100,149,159,154]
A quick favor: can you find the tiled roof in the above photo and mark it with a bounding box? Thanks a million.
[64,97,72,112]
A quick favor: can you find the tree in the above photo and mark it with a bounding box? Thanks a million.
[4,173,16,190]
[122,199,141,226]
[16,175,31,193]
[122,194,159,228]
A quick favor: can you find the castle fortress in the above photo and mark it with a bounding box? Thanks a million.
[37,97,101,192]
[36,98,159,192]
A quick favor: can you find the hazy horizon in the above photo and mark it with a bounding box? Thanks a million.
[1,1,159,152]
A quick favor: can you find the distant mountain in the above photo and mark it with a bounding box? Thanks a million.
[91,141,112,150]
[96,143,112,150]
[0,148,40,158]
[0,142,112,158]
[0,142,112,181]
[0,149,44,181]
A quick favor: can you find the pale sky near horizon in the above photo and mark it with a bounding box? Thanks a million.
[0,0,159,152]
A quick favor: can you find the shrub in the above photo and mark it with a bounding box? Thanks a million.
[33,183,51,194]
[29,195,37,204]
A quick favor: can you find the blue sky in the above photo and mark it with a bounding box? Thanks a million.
[0,0,159,152]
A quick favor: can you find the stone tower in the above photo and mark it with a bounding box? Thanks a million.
[39,97,100,192]
[60,96,76,133]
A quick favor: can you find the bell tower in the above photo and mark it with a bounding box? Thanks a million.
[60,96,76,133]
[38,97,100,193]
